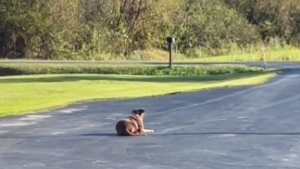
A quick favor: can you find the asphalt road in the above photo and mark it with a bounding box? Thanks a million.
[1,64,300,169]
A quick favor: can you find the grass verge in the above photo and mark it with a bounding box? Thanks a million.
[0,64,264,76]
[0,72,277,117]
[1,45,300,63]
[176,45,300,62]
[100,44,300,62]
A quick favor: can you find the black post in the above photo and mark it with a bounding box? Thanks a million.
[168,42,172,68]
[166,37,175,68]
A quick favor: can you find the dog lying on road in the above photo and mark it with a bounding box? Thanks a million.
[115,109,154,136]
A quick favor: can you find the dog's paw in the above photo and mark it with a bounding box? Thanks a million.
[144,129,154,133]
[148,130,154,133]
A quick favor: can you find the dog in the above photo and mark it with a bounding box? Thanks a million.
[115,108,154,136]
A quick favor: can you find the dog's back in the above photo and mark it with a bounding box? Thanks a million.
[115,118,138,136]
[115,109,145,136]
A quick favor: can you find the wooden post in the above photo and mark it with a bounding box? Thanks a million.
[166,37,175,68]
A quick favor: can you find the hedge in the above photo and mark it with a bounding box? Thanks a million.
[0,64,264,76]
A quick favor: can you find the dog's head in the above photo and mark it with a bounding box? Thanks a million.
[131,108,145,118]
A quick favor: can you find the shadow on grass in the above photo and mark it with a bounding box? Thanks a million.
[0,72,273,84]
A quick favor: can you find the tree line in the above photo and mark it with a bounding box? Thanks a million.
[1,0,300,60]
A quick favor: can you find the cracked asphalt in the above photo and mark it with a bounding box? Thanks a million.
[1,63,300,169]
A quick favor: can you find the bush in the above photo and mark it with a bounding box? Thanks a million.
[0,64,264,76]
[5,0,297,60]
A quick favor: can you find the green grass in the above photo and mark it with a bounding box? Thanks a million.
[1,37,300,62]
[106,44,300,62]
[92,44,300,62]
[0,72,277,117]
[2,44,300,63]
[109,44,300,62]
[183,46,300,62]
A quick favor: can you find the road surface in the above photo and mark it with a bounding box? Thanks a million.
[1,64,300,169]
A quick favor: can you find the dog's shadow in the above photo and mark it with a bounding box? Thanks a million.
[81,132,157,137]
[81,133,118,137]
[81,132,300,137]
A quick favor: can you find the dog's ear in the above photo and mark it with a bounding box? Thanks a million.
[131,109,145,115]
[131,109,140,115]
[137,109,145,115]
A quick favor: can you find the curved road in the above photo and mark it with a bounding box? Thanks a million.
[1,63,300,169]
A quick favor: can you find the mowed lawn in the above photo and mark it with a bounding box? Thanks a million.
[0,73,276,117]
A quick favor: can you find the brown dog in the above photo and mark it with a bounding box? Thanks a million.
[115,109,154,136]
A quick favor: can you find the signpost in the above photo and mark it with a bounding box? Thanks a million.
[166,37,175,68]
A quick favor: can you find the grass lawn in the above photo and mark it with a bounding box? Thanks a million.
[104,46,300,62]
[179,46,300,62]
[122,45,300,62]
[2,46,300,63]
[0,72,277,117]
